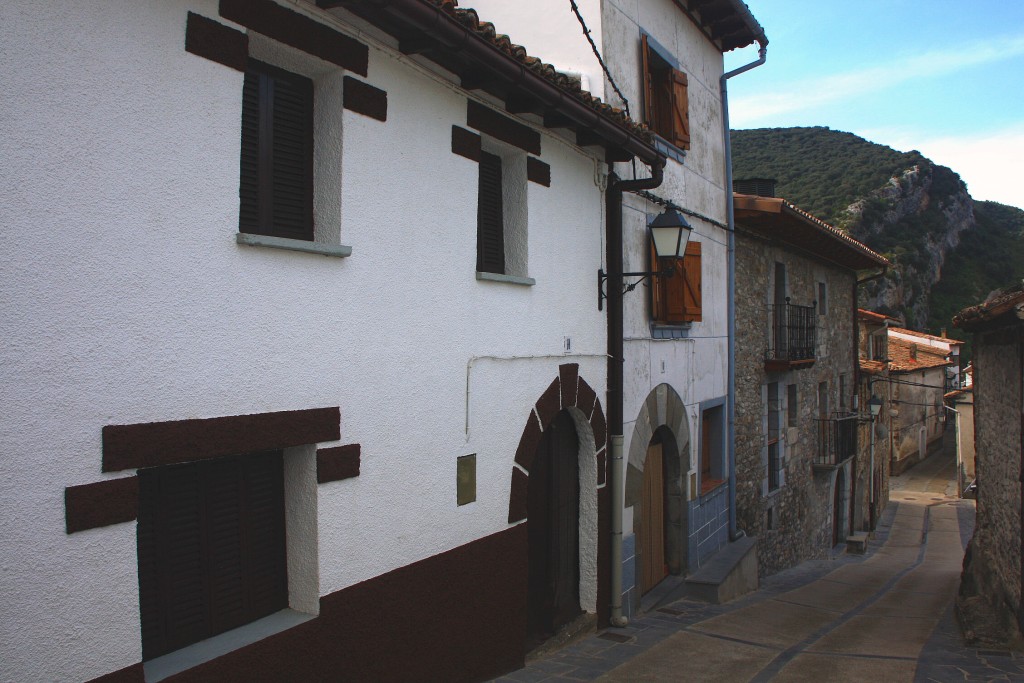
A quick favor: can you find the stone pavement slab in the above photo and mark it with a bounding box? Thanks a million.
[690,600,840,649]
[773,652,917,682]
[596,631,776,682]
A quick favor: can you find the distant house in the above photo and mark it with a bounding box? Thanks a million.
[886,328,959,474]
[732,186,889,576]
[953,285,1024,641]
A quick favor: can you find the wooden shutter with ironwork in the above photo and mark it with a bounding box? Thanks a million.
[476,151,506,274]
[239,60,314,241]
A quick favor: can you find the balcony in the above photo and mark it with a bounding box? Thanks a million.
[765,300,816,371]
[814,413,858,470]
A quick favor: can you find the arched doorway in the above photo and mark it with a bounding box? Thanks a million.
[526,409,582,650]
[640,429,672,594]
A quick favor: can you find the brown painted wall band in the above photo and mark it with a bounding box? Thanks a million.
[65,477,139,534]
[466,100,541,155]
[451,125,482,162]
[93,526,527,682]
[343,77,387,121]
[316,443,361,483]
[184,12,248,72]
[526,157,551,187]
[102,407,340,472]
[219,0,369,76]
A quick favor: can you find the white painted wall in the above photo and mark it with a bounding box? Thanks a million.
[606,0,731,485]
[0,1,609,679]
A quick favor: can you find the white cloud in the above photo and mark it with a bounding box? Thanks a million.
[729,34,1024,125]
[872,125,1024,210]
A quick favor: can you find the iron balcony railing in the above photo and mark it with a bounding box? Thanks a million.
[815,412,858,467]
[766,300,816,363]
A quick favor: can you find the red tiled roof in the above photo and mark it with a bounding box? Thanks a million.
[859,359,887,375]
[888,337,952,373]
[733,194,890,271]
[858,309,899,324]
[889,327,962,345]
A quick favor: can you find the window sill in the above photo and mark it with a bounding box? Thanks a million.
[143,609,315,682]
[476,271,536,286]
[653,136,687,164]
[700,478,726,497]
[650,322,693,339]
[237,232,352,258]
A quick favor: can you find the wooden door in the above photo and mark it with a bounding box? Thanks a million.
[640,442,667,594]
[526,411,580,649]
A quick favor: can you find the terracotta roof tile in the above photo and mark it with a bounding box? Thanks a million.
[423,0,653,142]
[888,337,952,373]
[859,359,887,375]
[858,309,899,324]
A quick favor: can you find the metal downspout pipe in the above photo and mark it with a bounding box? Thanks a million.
[608,163,665,627]
[722,42,767,539]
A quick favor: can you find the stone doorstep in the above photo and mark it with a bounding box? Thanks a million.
[683,535,759,604]
[846,532,870,554]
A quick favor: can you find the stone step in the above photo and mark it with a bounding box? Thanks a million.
[683,535,758,604]
[846,532,870,554]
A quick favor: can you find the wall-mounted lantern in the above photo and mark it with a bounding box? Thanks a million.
[598,208,692,311]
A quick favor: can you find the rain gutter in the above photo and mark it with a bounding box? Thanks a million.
[722,38,767,539]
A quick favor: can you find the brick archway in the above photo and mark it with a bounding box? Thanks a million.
[505,362,610,626]
[507,363,606,524]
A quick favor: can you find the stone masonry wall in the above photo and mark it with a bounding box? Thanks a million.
[962,328,1024,635]
[735,233,859,577]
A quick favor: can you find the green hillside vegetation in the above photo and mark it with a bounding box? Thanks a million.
[928,200,1024,339]
[731,127,1024,359]
[730,127,927,224]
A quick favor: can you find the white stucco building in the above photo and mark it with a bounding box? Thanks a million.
[0,1,678,680]
[468,0,767,614]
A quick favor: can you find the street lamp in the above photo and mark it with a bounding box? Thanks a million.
[867,394,883,419]
[598,208,692,310]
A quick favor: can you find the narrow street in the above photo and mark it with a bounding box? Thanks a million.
[496,440,1024,682]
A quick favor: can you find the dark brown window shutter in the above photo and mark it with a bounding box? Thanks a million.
[477,151,506,274]
[239,61,314,241]
[137,451,287,660]
[670,69,690,150]
[681,241,702,321]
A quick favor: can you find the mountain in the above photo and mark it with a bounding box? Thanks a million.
[730,127,1024,352]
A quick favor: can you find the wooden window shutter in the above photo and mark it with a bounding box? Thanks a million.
[681,241,702,321]
[477,151,506,274]
[650,240,701,323]
[641,34,654,130]
[137,451,287,661]
[239,61,313,241]
[670,69,690,150]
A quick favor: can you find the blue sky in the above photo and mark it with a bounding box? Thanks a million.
[724,0,1024,209]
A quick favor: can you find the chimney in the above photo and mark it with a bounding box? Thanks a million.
[733,178,776,197]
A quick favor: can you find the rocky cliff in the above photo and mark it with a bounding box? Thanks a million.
[848,163,975,329]
[730,127,1024,338]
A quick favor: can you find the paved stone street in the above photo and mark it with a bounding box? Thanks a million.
[494,443,1024,682]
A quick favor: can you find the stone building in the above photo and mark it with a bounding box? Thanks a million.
[732,189,889,576]
[886,329,958,475]
[954,285,1024,640]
